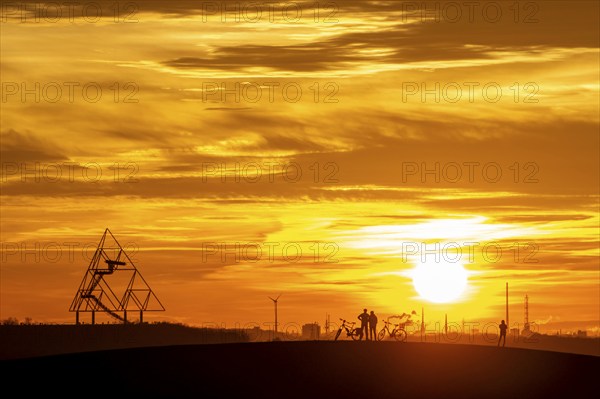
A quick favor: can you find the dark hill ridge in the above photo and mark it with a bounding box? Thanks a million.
[0,323,248,360]
[1,341,597,397]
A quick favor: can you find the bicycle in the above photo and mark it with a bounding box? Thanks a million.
[334,318,362,341]
[377,312,416,342]
[377,320,407,342]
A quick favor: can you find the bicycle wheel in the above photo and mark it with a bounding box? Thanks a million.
[377,328,386,341]
[334,328,342,341]
[394,329,407,342]
[350,328,360,341]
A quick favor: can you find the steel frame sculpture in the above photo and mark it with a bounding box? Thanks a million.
[70,228,165,324]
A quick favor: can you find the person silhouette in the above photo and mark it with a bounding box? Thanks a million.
[369,311,378,340]
[498,319,507,347]
[358,308,369,340]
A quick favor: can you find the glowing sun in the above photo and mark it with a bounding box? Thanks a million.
[411,259,468,303]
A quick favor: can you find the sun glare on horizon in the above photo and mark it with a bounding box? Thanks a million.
[411,258,469,303]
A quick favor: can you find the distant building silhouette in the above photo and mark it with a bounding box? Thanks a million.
[302,323,320,340]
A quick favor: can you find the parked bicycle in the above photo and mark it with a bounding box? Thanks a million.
[377,320,406,341]
[335,318,361,341]
[377,312,416,342]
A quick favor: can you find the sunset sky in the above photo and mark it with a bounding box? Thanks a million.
[1,1,598,334]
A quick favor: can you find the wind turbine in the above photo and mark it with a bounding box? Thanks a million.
[268,294,282,339]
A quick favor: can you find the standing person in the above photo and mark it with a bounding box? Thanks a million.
[358,309,369,340]
[498,319,507,347]
[369,311,378,341]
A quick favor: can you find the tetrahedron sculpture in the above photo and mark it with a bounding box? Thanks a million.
[70,228,165,324]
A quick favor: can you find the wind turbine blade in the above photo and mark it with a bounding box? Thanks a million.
[276,293,282,300]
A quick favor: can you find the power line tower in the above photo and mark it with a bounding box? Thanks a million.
[523,294,530,334]
[70,228,165,324]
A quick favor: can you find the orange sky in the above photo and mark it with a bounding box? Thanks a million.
[1,1,599,334]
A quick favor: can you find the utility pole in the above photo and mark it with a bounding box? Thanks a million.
[506,282,509,328]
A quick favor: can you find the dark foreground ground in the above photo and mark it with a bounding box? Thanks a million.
[1,342,597,398]
[0,324,248,359]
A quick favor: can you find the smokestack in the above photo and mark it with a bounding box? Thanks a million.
[420,307,425,342]
[445,314,448,335]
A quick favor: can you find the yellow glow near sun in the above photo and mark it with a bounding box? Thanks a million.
[411,258,468,303]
